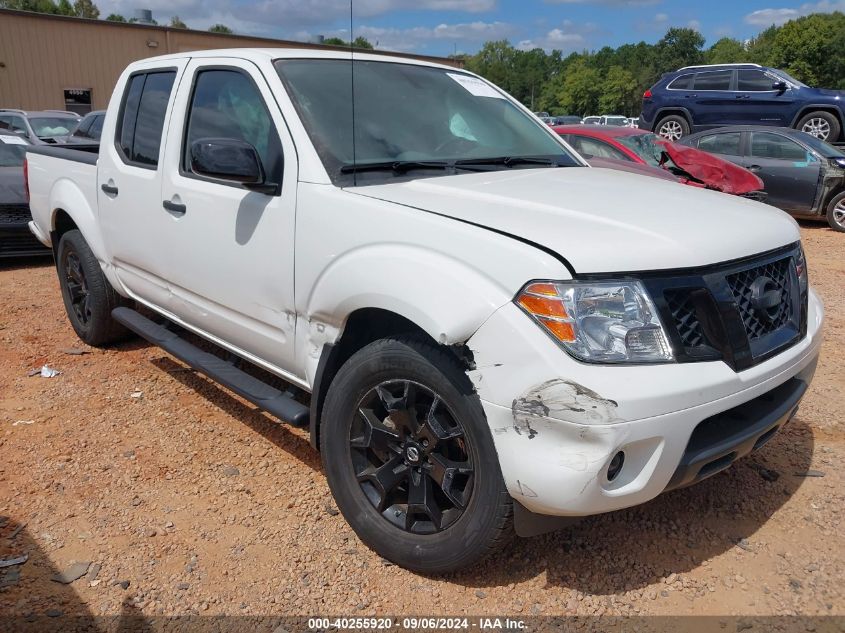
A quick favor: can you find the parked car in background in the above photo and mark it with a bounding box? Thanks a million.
[553,124,764,196]
[552,115,583,125]
[64,110,106,144]
[680,126,845,231]
[640,63,845,143]
[627,117,640,128]
[533,111,550,118]
[599,115,629,127]
[582,116,601,125]
[0,109,80,145]
[0,134,49,256]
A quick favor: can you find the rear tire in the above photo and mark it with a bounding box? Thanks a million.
[320,336,513,573]
[826,191,845,233]
[56,229,130,346]
[796,111,840,143]
[655,114,690,141]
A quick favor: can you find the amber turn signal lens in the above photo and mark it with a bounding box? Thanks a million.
[517,294,568,319]
[539,317,576,342]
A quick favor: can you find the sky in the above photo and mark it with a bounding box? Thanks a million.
[96,0,845,56]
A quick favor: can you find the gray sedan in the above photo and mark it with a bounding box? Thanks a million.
[679,126,845,232]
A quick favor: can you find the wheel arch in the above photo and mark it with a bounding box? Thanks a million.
[791,106,845,140]
[652,107,694,131]
[308,307,475,450]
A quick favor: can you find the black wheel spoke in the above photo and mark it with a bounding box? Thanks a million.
[63,251,91,326]
[407,470,442,531]
[427,452,473,509]
[351,407,401,452]
[351,379,474,533]
[356,454,409,511]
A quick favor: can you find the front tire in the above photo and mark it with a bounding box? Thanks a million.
[796,111,840,142]
[56,229,129,346]
[320,337,513,573]
[826,191,845,232]
[655,114,689,141]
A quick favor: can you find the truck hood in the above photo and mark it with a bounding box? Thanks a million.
[350,166,799,274]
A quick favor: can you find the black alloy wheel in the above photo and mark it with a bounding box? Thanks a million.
[351,379,474,535]
[62,248,92,327]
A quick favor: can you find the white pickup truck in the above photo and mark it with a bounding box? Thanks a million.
[26,49,823,573]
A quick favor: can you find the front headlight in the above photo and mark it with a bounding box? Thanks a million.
[795,245,808,295]
[516,281,674,363]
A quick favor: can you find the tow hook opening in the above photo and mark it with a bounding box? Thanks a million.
[607,451,625,482]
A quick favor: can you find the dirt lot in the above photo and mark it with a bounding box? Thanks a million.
[0,224,843,623]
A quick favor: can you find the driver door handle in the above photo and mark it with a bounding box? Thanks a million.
[101,183,119,195]
[163,199,187,215]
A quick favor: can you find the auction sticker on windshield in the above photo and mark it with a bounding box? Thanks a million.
[447,73,504,98]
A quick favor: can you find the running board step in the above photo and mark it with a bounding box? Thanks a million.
[112,307,309,427]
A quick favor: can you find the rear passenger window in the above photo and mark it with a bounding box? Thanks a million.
[750,132,807,161]
[737,70,775,92]
[117,70,176,167]
[693,71,732,91]
[668,74,693,90]
[182,69,282,185]
[697,132,742,156]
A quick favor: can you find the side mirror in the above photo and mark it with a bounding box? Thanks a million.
[772,81,788,93]
[190,138,276,194]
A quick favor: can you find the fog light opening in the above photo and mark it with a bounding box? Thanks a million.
[607,451,625,482]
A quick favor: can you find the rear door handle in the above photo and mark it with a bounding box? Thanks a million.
[162,199,187,215]
[101,183,118,195]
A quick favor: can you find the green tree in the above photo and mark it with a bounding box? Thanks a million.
[746,25,779,67]
[556,58,603,117]
[465,40,518,93]
[208,24,232,34]
[321,36,374,49]
[55,0,73,15]
[655,27,705,74]
[599,66,640,115]
[770,12,845,88]
[104,12,125,21]
[322,37,347,46]
[706,37,746,64]
[169,15,187,28]
[71,0,98,19]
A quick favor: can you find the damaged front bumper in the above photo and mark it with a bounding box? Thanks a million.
[466,289,824,521]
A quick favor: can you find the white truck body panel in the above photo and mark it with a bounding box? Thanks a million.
[26,48,823,521]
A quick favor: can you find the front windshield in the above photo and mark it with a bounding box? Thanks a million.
[616,133,665,167]
[29,117,75,138]
[275,59,579,182]
[0,143,26,167]
[797,132,845,158]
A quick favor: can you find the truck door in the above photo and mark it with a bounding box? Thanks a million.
[157,57,299,376]
[97,59,188,308]
[742,131,821,214]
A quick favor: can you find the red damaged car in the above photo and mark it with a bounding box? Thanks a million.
[552,125,764,198]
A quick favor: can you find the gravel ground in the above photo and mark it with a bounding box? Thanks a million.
[0,224,842,622]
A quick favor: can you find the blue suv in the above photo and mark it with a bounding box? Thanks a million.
[640,63,844,143]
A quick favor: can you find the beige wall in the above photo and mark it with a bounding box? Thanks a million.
[0,10,461,111]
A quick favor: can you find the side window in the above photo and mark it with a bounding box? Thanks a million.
[737,70,775,92]
[183,69,282,185]
[0,116,9,130]
[750,132,807,161]
[10,117,27,133]
[668,74,694,90]
[73,117,93,138]
[693,71,732,91]
[88,115,104,141]
[569,136,628,161]
[117,70,176,167]
[697,132,742,156]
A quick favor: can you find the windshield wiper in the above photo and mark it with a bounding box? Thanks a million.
[340,160,451,175]
[454,156,561,168]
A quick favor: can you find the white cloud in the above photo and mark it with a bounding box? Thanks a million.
[744,0,845,26]
[544,0,659,5]
[516,20,593,52]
